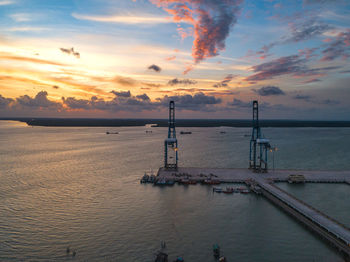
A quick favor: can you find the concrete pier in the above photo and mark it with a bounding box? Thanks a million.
[157,167,350,259]
[157,167,350,183]
[256,178,350,258]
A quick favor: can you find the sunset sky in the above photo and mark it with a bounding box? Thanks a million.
[0,0,350,119]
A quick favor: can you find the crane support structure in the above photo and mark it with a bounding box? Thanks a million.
[249,100,271,173]
[164,101,178,170]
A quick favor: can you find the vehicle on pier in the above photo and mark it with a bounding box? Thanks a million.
[288,174,305,183]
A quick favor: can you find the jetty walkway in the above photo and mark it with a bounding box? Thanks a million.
[157,167,350,259]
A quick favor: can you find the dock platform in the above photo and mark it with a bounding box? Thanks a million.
[157,167,350,184]
[157,167,350,259]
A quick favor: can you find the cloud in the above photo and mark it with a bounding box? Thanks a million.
[165,55,176,61]
[0,94,14,108]
[16,91,62,109]
[246,55,305,81]
[228,98,251,108]
[253,86,285,96]
[0,53,65,66]
[302,78,321,84]
[303,0,346,4]
[158,92,222,111]
[150,0,243,64]
[245,54,340,81]
[59,47,80,58]
[250,20,330,59]
[213,74,235,87]
[168,78,197,86]
[321,29,350,61]
[286,20,331,43]
[62,91,157,112]
[111,90,131,98]
[112,76,137,87]
[148,64,162,72]
[0,0,14,6]
[9,13,31,22]
[136,94,150,101]
[62,96,91,110]
[319,98,340,105]
[293,94,312,101]
[72,13,173,25]
[6,27,47,32]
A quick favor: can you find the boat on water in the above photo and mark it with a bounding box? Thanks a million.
[179,178,197,185]
[149,174,156,183]
[166,180,175,186]
[213,187,222,193]
[155,177,175,186]
[173,257,184,262]
[156,177,167,185]
[223,187,234,194]
[213,244,220,258]
[140,173,150,183]
[106,131,119,134]
[140,170,156,183]
[155,251,168,262]
[180,131,192,134]
[241,189,250,194]
[203,179,220,185]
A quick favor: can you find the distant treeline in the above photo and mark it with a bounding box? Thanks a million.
[2,118,350,127]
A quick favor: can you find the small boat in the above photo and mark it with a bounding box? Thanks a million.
[213,187,222,193]
[140,173,150,183]
[213,244,220,258]
[203,179,220,185]
[173,257,184,262]
[180,178,197,185]
[156,177,167,185]
[223,187,234,194]
[219,257,226,262]
[179,178,190,184]
[180,131,192,134]
[166,180,175,186]
[155,251,168,262]
[241,189,250,194]
[149,175,156,183]
[220,131,226,134]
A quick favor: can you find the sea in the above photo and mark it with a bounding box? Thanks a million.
[0,120,349,261]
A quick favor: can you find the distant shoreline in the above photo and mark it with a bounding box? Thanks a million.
[1,118,350,127]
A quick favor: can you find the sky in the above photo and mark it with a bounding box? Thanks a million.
[0,0,350,119]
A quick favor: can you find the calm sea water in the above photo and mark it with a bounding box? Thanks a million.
[0,120,349,261]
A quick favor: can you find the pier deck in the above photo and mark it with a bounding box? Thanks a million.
[157,167,350,183]
[157,167,350,258]
[256,178,350,257]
